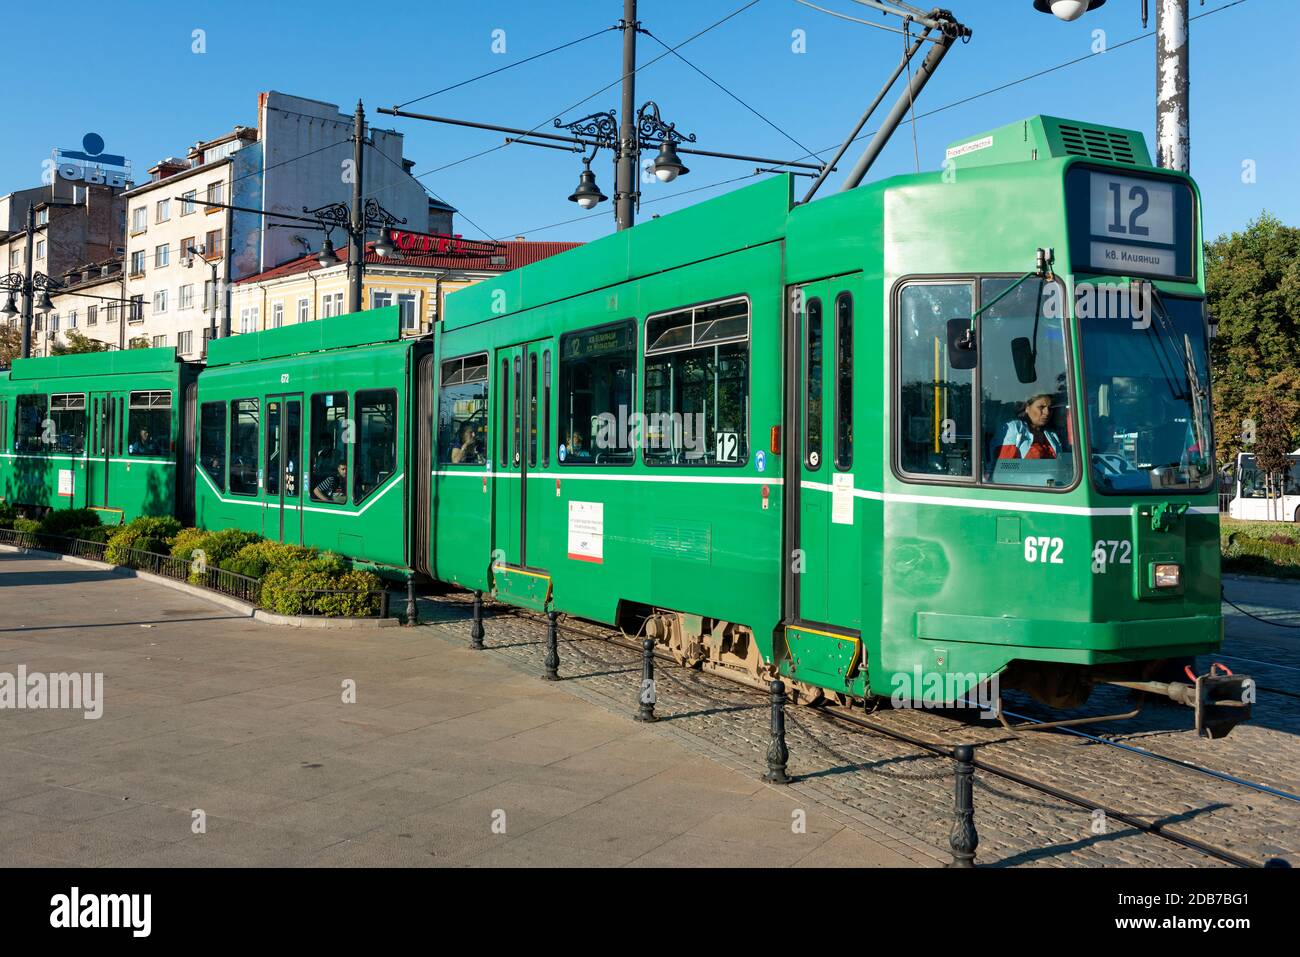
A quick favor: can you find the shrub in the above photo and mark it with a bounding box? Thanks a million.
[0,503,17,529]
[37,508,103,542]
[13,517,41,534]
[174,527,262,572]
[224,540,321,579]
[259,565,381,617]
[169,527,207,561]
[104,516,183,565]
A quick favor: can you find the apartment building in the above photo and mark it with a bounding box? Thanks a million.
[121,91,431,360]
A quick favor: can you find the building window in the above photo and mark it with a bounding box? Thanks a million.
[154,243,169,268]
[271,303,284,328]
[398,293,418,331]
[129,295,145,322]
[127,390,172,456]
[239,306,258,333]
[177,330,193,354]
[156,199,170,223]
[308,392,349,504]
[203,280,216,312]
[152,289,168,314]
[321,292,343,318]
[131,207,147,233]
[35,208,49,226]
[558,319,637,467]
[180,237,196,260]
[229,399,259,495]
[181,191,196,216]
[205,182,223,210]
[179,284,194,310]
[438,354,488,465]
[642,297,750,467]
[204,229,223,258]
[35,240,45,259]
[8,250,19,269]
[354,389,397,504]
[49,314,59,332]
[130,250,146,276]
[199,402,226,490]
[151,335,166,348]
[371,291,393,309]
[297,298,309,324]
[67,310,77,329]
[87,306,98,326]
[106,302,118,324]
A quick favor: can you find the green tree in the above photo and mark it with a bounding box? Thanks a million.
[1207,212,1300,468]
[51,330,110,355]
[128,336,149,349]
[0,323,18,367]
[1253,392,1296,521]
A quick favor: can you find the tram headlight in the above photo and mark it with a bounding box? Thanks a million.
[1153,563,1181,589]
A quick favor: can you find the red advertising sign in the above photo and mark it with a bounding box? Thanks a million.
[385,228,502,259]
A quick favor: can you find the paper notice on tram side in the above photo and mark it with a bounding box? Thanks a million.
[57,470,74,497]
[832,473,854,525]
[568,501,604,563]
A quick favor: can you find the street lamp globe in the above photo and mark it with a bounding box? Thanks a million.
[1032,0,1105,21]
[568,165,608,210]
[650,140,689,183]
[373,230,395,258]
[1,294,17,318]
[317,236,336,268]
[36,291,54,313]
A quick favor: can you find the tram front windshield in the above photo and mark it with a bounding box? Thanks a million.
[1080,291,1213,493]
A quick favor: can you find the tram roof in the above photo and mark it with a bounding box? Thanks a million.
[7,347,182,381]
[204,305,404,367]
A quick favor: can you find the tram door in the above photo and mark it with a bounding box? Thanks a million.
[792,276,863,632]
[493,339,553,571]
[264,394,303,544]
[87,391,125,511]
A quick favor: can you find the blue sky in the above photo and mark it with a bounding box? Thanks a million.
[5,0,1292,245]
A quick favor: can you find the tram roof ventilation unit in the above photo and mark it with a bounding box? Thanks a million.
[205,306,403,367]
[8,347,181,380]
[943,115,1152,172]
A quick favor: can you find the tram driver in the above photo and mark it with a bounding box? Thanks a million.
[994,393,1062,461]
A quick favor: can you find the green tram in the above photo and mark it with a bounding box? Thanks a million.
[433,114,1240,729]
[0,349,197,524]
[1,115,1248,731]
[191,307,432,575]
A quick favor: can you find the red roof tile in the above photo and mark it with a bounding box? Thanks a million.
[237,238,582,285]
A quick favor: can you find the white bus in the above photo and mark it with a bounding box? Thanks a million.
[1227,451,1300,522]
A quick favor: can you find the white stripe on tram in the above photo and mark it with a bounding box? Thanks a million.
[196,469,404,516]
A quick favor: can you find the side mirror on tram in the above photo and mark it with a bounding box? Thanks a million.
[1011,336,1038,384]
[946,318,977,370]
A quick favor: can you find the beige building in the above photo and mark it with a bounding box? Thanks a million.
[230,237,581,336]
[38,259,130,355]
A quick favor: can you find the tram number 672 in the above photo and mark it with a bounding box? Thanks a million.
[1024,537,1063,565]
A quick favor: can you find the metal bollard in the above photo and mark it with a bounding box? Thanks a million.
[469,590,485,650]
[948,744,978,868]
[635,638,657,722]
[763,679,790,784]
[543,610,560,680]
[1264,858,1292,868]
[404,577,418,627]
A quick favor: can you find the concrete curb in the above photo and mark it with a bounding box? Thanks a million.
[0,543,399,629]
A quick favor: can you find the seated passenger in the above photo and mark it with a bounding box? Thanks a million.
[311,461,347,503]
[566,431,592,460]
[995,393,1062,460]
[450,424,481,464]
[129,427,158,456]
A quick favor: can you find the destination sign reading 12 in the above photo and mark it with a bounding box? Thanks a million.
[1087,171,1179,278]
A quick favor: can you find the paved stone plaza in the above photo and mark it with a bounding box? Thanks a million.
[0,552,915,867]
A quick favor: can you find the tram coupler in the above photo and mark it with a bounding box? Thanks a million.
[1104,663,1255,739]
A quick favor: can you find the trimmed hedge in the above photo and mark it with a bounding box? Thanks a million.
[1221,518,1300,579]
[223,540,343,579]
[103,516,183,565]
[0,503,17,529]
[260,566,383,617]
[37,508,105,543]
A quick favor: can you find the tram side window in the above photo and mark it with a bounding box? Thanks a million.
[308,392,349,504]
[229,399,259,496]
[980,278,1075,489]
[437,353,488,465]
[199,401,226,491]
[835,294,853,471]
[558,319,636,466]
[49,394,86,455]
[897,283,974,478]
[127,390,172,456]
[354,389,397,504]
[15,394,47,453]
[643,298,750,467]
